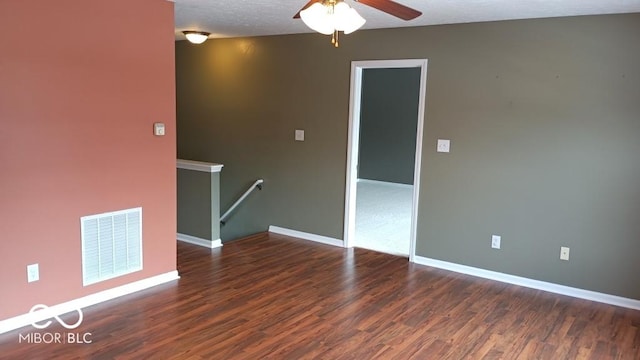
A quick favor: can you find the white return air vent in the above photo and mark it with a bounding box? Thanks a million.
[81,207,143,286]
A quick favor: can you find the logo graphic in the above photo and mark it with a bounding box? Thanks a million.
[29,304,84,330]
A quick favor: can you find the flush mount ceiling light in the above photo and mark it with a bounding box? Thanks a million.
[293,0,422,48]
[182,31,210,44]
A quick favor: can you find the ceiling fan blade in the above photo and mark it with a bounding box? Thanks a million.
[355,0,422,21]
[293,0,322,19]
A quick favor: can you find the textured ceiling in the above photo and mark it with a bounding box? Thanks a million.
[174,0,640,40]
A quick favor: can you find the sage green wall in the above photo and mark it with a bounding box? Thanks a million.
[176,14,640,300]
[177,169,212,240]
[359,68,420,184]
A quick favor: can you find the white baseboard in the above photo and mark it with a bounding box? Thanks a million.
[269,226,344,248]
[357,178,413,189]
[413,256,640,311]
[0,270,180,335]
[177,233,222,248]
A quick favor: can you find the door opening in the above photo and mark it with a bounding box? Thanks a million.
[343,59,428,262]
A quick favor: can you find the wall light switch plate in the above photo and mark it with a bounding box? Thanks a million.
[295,129,305,141]
[154,122,165,136]
[491,235,501,249]
[27,263,39,283]
[437,139,450,153]
[560,246,570,261]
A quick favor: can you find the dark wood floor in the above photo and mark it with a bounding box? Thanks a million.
[2,232,639,359]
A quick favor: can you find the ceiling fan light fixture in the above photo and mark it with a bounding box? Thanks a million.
[340,8,366,34]
[295,0,421,47]
[300,3,334,35]
[183,31,210,44]
[300,1,366,45]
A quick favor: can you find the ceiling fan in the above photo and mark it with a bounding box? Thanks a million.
[294,0,422,47]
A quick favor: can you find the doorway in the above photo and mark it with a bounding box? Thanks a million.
[343,59,428,262]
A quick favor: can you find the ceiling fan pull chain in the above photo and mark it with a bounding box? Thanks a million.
[330,1,339,48]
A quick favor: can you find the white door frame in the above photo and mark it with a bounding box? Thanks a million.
[343,59,428,263]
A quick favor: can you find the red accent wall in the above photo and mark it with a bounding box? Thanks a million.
[0,0,176,319]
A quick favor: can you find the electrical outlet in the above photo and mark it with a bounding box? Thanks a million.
[560,247,570,261]
[27,263,39,283]
[295,129,305,141]
[491,235,501,249]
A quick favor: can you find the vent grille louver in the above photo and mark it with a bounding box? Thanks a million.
[81,208,142,286]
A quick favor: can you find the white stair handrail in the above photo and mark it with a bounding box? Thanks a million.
[220,179,264,225]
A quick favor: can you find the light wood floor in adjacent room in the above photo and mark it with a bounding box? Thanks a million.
[1,232,639,359]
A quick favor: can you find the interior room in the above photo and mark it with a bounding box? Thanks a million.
[1,0,640,358]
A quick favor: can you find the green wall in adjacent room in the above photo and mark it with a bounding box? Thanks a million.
[358,68,421,185]
[176,13,640,300]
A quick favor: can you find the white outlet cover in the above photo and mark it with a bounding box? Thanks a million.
[295,129,305,141]
[560,246,570,261]
[437,139,450,153]
[27,263,39,283]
